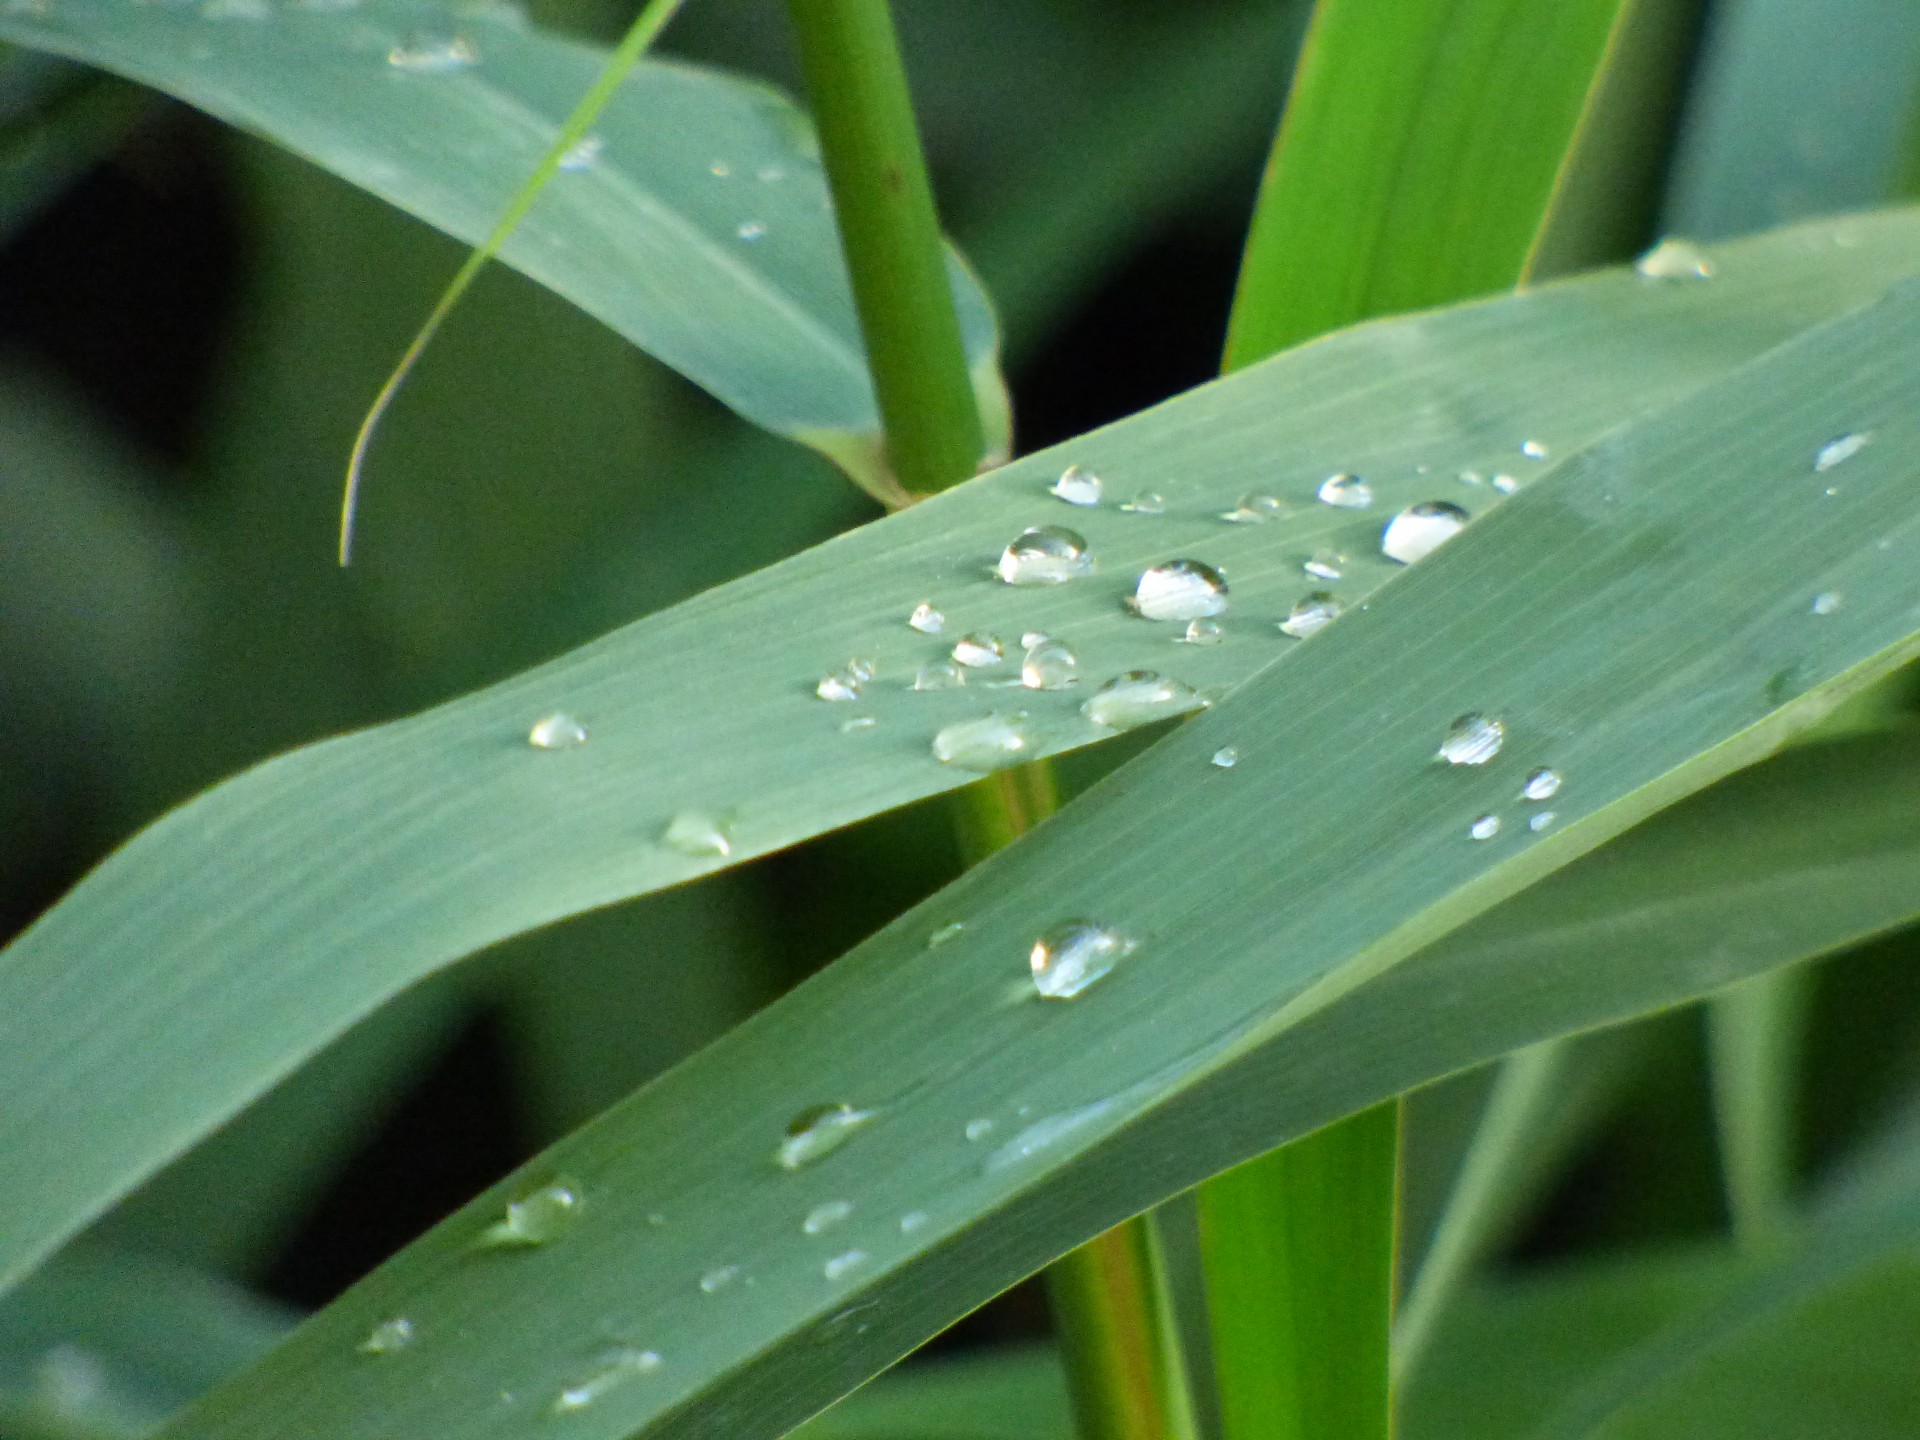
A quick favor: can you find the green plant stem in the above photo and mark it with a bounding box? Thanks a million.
[1708,967,1810,1244]
[785,0,985,501]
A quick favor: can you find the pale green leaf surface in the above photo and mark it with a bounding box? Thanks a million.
[147,264,1920,1440]
[0,0,1006,465]
[4,212,1920,1298]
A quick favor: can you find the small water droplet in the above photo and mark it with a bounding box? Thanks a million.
[699,1264,740,1294]
[1119,492,1166,515]
[1279,592,1341,639]
[1529,810,1556,832]
[1522,767,1562,801]
[927,921,965,948]
[756,164,785,182]
[528,712,588,749]
[1811,590,1843,616]
[1814,433,1870,471]
[1021,638,1079,690]
[557,135,602,172]
[1520,439,1550,461]
[1458,469,1485,487]
[1635,237,1713,280]
[908,601,945,634]
[1082,671,1203,729]
[1051,464,1103,506]
[358,1318,415,1355]
[736,219,767,241]
[1220,493,1286,524]
[1490,474,1519,495]
[387,32,478,71]
[1317,473,1373,509]
[1439,713,1505,766]
[662,811,731,859]
[985,1099,1115,1171]
[709,159,732,177]
[952,633,1006,668]
[1382,501,1470,564]
[1129,560,1229,621]
[1303,548,1344,581]
[1470,813,1501,841]
[1210,746,1239,769]
[552,1347,660,1414]
[478,1182,581,1248]
[777,1104,875,1170]
[817,667,864,701]
[824,1250,868,1282]
[1030,920,1135,999]
[913,660,966,691]
[997,526,1094,585]
[899,1210,930,1233]
[932,712,1033,769]
[1176,618,1223,646]
[802,1199,853,1235]
[840,715,877,733]
[964,1118,994,1142]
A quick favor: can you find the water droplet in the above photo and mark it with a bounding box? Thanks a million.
[1210,747,1239,769]
[736,220,767,242]
[1030,920,1135,999]
[708,159,732,177]
[1490,474,1519,495]
[817,666,865,701]
[1635,237,1713,280]
[1522,767,1562,801]
[908,601,945,634]
[528,712,588,749]
[1811,590,1843,616]
[756,164,786,182]
[985,1098,1115,1171]
[1469,813,1501,841]
[1439,713,1505,766]
[1083,671,1203,730]
[662,811,731,858]
[387,32,478,71]
[952,633,1006,668]
[1520,439,1549,461]
[1317,473,1373,509]
[899,1210,930,1233]
[777,1103,875,1170]
[1021,638,1079,690]
[1459,470,1486,487]
[802,1200,853,1235]
[823,1250,868,1282]
[552,1347,660,1414]
[1814,433,1870,472]
[1220,493,1286,524]
[699,1264,740,1294]
[840,715,877,733]
[1382,501,1470,564]
[913,660,965,691]
[964,1118,994,1141]
[1051,464,1103,506]
[1176,617,1223,646]
[997,526,1094,585]
[931,712,1033,769]
[1279,592,1341,639]
[1303,548,1344,581]
[557,135,602,172]
[1529,810,1556,832]
[358,1318,415,1355]
[1119,492,1166,515]
[927,921,965,948]
[1129,560,1229,621]
[478,1182,581,1248]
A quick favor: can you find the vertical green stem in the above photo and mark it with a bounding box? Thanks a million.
[1707,968,1809,1244]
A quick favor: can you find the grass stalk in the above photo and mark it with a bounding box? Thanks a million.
[1707,968,1809,1244]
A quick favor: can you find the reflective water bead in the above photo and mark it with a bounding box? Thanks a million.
[1051,464,1103,506]
[931,713,1033,769]
[552,1348,660,1414]
[802,1199,853,1235]
[1279,592,1341,639]
[839,715,877,733]
[756,165,785,182]
[1529,810,1556,832]
[817,669,863,702]
[1210,747,1239,769]
[1220,493,1286,524]
[478,1182,581,1248]
[528,712,587,749]
[1021,631,1053,650]
[708,159,731,177]
[997,526,1094,585]
[1635,237,1713,280]
[776,1103,876,1170]
[387,33,478,71]
[912,660,966,691]
[1119,491,1166,515]
[1469,813,1501,841]
[824,1250,868,1282]
[1814,433,1870,472]
[1317,472,1373,508]
[908,601,945,634]
[1439,713,1505,766]
[1176,618,1223,646]
[1303,548,1344,581]
[1490,474,1519,495]
[699,1265,740,1294]
[952,633,1006,668]
[1129,559,1229,621]
[899,1211,930,1233]
[1381,501,1470,564]
[1082,671,1202,729]
[1021,638,1079,690]
[1458,469,1486,487]
[558,135,602,172]
[1520,439,1550,461]
[663,811,731,858]
[964,1118,994,1141]
[927,920,965,948]
[736,219,767,241]
[359,1318,415,1355]
[1522,767,1562,801]
[1030,920,1136,999]
[1811,590,1843,616]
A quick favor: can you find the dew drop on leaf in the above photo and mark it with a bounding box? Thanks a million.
[1520,439,1550,460]
[839,715,877,734]
[477,1182,581,1248]
[1176,618,1222,646]
[776,1103,875,1170]
[1279,592,1341,639]
[1522,767,1562,801]
[699,1265,741,1294]
[1490,474,1518,495]
[1220,493,1286,524]
[913,660,966,691]
[1317,472,1373,509]
[927,921,965,948]
[1469,813,1501,841]
[1128,560,1229,621]
[899,1211,931,1233]
[1439,713,1505,766]
[528,712,587,749]
[802,1199,853,1235]
[1021,638,1079,690]
[908,601,945,634]
[952,633,1006,668]
[964,1118,994,1141]
[1381,501,1469,564]
[1529,811,1556,832]
[736,219,767,242]
[662,811,731,859]
[1030,921,1135,999]
[996,526,1094,585]
[931,713,1033,769]
[823,1250,868,1282]
[1811,590,1843,615]
[551,1348,660,1414]
[1119,492,1166,515]
[1303,548,1344,581]
[358,1318,415,1355]
[557,135,602,172]
[1635,237,1713,280]
[1210,747,1239,769]
[1050,464,1103,506]
[1814,432,1869,471]
[1082,671,1202,729]
[386,32,478,71]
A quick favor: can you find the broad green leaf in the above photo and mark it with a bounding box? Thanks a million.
[4,210,1920,1297]
[0,0,1009,481]
[149,273,1920,1440]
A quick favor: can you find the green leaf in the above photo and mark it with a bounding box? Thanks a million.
[0,0,1008,479]
[146,264,1920,1439]
[790,1347,1071,1440]
[4,210,1920,1297]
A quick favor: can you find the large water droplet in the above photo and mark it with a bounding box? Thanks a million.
[776,1103,875,1170]
[913,660,966,691]
[997,526,1094,585]
[1813,432,1870,472]
[1210,747,1239,769]
[1021,638,1079,690]
[558,135,602,172]
[1082,671,1202,729]
[1030,920,1135,999]
[663,811,731,858]
[387,32,478,71]
[1381,501,1469,564]
[932,712,1033,769]
[1176,618,1222,646]
[1279,592,1341,639]
[552,1348,661,1414]
[358,1318,415,1355]
[1129,560,1229,621]
[528,712,588,749]
[952,633,1006,668]
[699,1265,741,1294]
[1439,713,1505,766]
[1303,548,1344,581]
[823,1250,868,1282]
[1811,590,1843,616]
[478,1182,581,1248]
[1635,237,1713,280]
[1051,464,1103,507]
[908,601,945,634]
[1522,767,1562,801]
[1220,493,1286,524]
[1119,492,1166,515]
[802,1199,853,1235]
[1317,472,1373,509]
[736,219,767,242]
